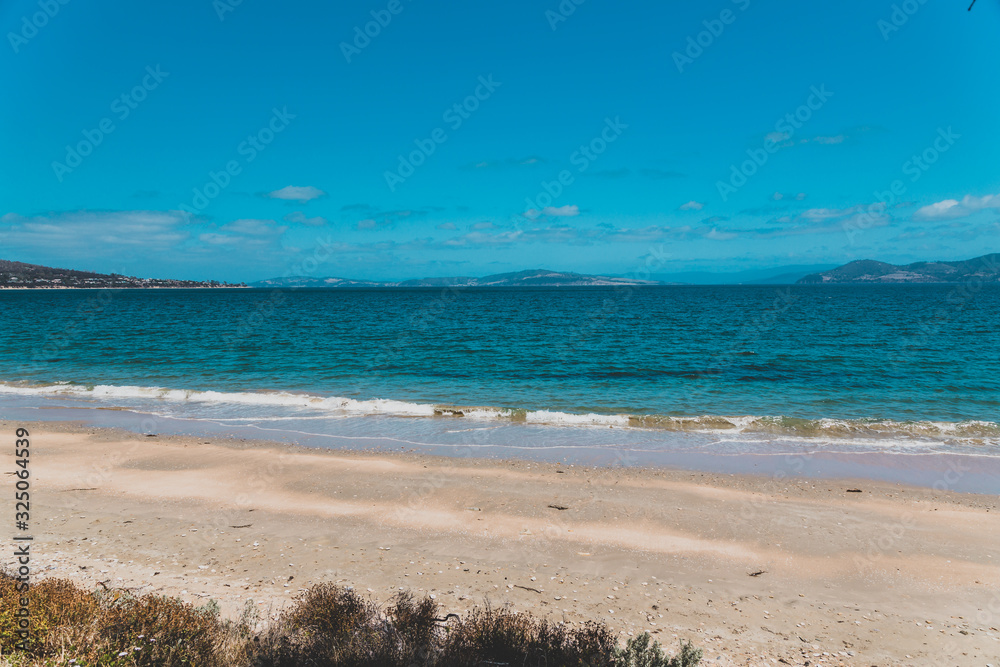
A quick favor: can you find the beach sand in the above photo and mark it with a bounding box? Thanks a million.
[7,420,1000,665]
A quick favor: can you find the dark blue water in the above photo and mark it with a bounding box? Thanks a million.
[0,285,998,459]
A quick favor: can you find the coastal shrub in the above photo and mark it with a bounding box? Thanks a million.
[0,569,230,666]
[386,590,438,651]
[251,584,408,667]
[0,571,700,667]
[0,575,98,655]
[89,591,227,666]
[436,603,619,667]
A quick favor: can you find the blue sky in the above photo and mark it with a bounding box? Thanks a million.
[2,0,998,281]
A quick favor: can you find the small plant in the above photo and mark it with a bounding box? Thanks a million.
[614,633,702,667]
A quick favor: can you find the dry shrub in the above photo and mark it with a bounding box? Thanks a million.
[252,583,399,667]
[0,574,98,656]
[386,591,438,650]
[88,592,227,666]
[0,570,239,666]
[436,603,619,667]
[253,588,438,667]
[0,573,700,667]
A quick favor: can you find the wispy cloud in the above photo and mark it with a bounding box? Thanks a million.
[267,185,326,202]
[524,205,580,218]
[679,200,704,211]
[284,211,328,226]
[199,219,288,248]
[220,218,287,236]
[0,210,189,253]
[466,156,547,170]
[0,209,292,274]
[760,205,891,237]
[763,126,873,148]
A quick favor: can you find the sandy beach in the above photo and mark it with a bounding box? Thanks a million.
[7,420,1000,666]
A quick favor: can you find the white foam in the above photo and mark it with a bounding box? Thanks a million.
[0,382,435,417]
[525,410,630,427]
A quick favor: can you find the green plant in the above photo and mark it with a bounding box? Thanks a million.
[614,633,702,667]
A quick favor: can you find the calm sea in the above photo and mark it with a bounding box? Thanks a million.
[1,285,998,481]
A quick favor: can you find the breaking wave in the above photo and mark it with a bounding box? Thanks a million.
[1,380,997,443]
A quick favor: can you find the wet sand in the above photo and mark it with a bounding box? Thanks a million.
[7,421,1000,666]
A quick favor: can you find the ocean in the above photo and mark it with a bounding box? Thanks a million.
[1,284,998,488]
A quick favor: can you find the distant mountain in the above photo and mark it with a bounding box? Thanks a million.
[650,264,838,285]
[252,269,661,288]
[252,276,387,288]
[798,254,1000,284]
[0,259,243,289]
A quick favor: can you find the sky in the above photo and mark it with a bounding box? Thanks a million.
[2,0,999,282]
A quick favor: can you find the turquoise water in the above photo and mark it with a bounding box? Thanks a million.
[0,284,998,466]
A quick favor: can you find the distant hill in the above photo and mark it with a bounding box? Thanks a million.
[798,254,1000,284]
[650,264,838,285]
[0,259,243,289]
[253,269,661,288]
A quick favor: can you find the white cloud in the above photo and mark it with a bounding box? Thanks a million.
[679,200,705,211]
[542,205,579,217]
[267,185,326,202]
[523,205,580,218]
[914,194,1000,221]
[799,206,863,221]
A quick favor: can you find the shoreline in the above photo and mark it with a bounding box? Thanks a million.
[3,397,999,494]
[6,420,999,665]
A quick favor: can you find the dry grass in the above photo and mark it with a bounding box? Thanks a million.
[0,570,701,666]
